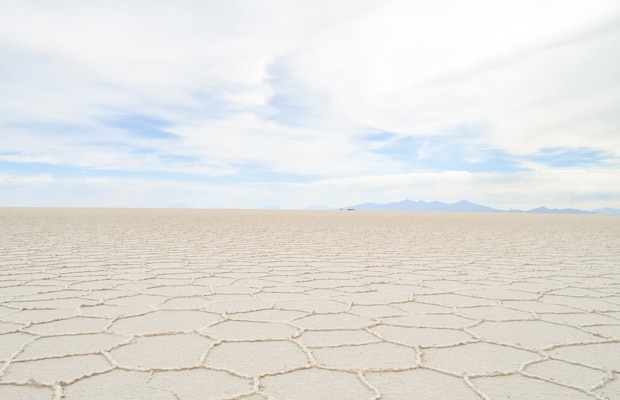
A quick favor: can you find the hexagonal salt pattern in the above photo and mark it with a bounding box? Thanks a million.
[109,333,214,370]
[365,369,481,400]
[204,340,310,376]
[149,368,255,399]
[261,368,377,399]
[1,209,619,399]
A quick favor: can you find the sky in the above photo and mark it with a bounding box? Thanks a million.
[1,0,620,210]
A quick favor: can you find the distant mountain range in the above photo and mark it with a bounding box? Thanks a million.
[340,199,620,214]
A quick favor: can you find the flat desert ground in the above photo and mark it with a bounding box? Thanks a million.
[1,208,619,400]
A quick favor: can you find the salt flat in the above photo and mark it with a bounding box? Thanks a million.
[0,208,619,400]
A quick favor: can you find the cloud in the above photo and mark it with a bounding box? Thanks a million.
[1,167,618,211]
[1,1,619,208]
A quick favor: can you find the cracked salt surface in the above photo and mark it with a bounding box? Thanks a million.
[1,209,619,399]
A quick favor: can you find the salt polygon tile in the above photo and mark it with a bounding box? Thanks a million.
[313,342,417,370]
[112,273,153,280]
[261,368,376,400]
[456,288,539,300]
[83,289,135,301]
[25,316,110,335]
[368,283,443,295]
[304,288,346,299]
[549,287,610,297]
[541,295,620,312]
[0,384,54,400]
[423,342,539,376]
[297,329,381,347]
[456,305,533,321]
[335,286,373,293]
[0,285,67,296]
[604,296,620,306]
[202,320,297,340]
[414,294,497,307]
[111,333,214,370]
[365,369,480,400]
[144,262,186,269]
[1,354,111,385]
[539,312,620,326]
[471,320,602,349]
[231,278,279,288]
[157,273,204,280]
[0,305,14,315]
[595,375,620,400]
[204,300,272,314]
[302,272,358,280]
[69,279,128,290]
[332,291,411,305]
[298,279,364,289]
[502,300,579,313]
[204,340,309,376]
[605,307,620,317]
[292,313,376,330]
[422,280,485,291]
[79,304,152,318]
[305,261,339,268]
[150,368,254,399]
[260,282,308,293]
[506,281,562,293]
[7,297,99,308]
[349,304,407,317]
[393,301,453,314]
[159,296,213,310]
[105,294,167,306]
[389,273,441,282]
[141,285,212,297]
[1,309,79,324]
[113,282,152,291]
[205,294,258,303]
[55,268,104,277]
[109,310,220,334]
[228,309,307,322]
[64,369,176,400]
[257,292,313,301]
[548,342,620,371]
[0,281,23,291]
[192,277,236,286]
[210,285,258,294]
[582,324,620,339]
[383,313,475,329]
[16,333,128,360]
[370,325,474,347]
[523,359,608,390]
[471,373,593,399]
[0,332,34,360]
[273,299,349,313]
[257,275,304,284]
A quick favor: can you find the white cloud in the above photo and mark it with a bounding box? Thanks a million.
[286,1,620,153]
[1,0,619,208]
[1,168,618,210]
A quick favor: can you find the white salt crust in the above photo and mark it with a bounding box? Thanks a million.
[0,209,619,399]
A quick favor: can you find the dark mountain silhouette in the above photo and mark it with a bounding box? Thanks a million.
[342,199,613,214]
[345,199,501,212]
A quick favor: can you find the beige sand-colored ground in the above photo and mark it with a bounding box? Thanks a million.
[0,208,619,399]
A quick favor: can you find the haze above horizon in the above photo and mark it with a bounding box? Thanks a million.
[1,1,619,210]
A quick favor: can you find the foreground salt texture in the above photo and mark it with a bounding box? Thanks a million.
[0,209,619,400]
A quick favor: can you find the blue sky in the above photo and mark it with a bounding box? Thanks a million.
[1,0,619,209]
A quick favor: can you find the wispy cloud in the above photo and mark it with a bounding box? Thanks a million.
[1,0,619,209]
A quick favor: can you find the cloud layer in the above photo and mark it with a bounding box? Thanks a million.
[1,0,619,209]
